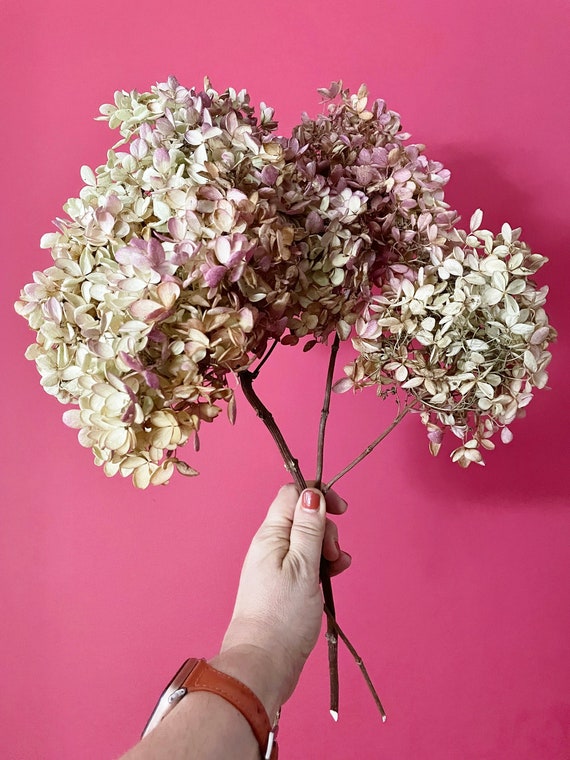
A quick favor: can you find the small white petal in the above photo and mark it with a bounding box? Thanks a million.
[469,209,483,232]
[80,165,97,186]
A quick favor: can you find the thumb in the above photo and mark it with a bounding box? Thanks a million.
[288,488,326,575]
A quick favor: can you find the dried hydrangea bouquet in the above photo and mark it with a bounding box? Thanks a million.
[15,77,555,719]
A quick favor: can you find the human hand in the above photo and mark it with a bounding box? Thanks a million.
[211,484,351,718]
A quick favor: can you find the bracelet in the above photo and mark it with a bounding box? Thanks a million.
[186,660,280,760]
[142,658,280,759]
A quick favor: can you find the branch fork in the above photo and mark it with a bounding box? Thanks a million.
[238,336,406,722]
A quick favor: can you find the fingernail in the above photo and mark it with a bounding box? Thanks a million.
[302,490,320,511]
[334,540,342,559]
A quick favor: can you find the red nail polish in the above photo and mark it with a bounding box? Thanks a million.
[302,490,320,511]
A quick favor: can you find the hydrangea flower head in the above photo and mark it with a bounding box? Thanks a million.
[15,78,555,485]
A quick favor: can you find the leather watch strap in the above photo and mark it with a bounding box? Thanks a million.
[184,659,279,760]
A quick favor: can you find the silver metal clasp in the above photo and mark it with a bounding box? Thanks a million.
[264,730,275,759]
[264,708,280,759]
[168,687,187,705]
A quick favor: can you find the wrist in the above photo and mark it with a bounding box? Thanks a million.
[209,643,286,721]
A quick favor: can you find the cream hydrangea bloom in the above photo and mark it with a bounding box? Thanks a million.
[336,211,556,464]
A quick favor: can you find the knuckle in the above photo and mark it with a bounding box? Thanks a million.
[278,483,299,499]
[294,520,323,542]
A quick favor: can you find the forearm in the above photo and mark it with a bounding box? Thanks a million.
[121,689,259,760]
[119,647,281,760]
[118,486,349,760]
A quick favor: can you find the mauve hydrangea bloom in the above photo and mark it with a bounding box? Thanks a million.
[15,78,555,486]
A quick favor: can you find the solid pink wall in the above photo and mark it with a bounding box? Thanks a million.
[2,1,569,758]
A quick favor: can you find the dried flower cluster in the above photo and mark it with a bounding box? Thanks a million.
[15,77,555,486]
[335,211,555,465]
[276,81,458,347]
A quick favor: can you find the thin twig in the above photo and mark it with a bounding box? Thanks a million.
[325,404,413,492]
[320,563,339,720]
[251,339,279,380]
[315,334,340,490]
[325,607,387,722]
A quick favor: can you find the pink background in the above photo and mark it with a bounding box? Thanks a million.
[2,1,569,758]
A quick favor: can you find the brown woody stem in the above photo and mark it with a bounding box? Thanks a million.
[238,368,389,722]
[314,333,340,490]
[314,334,341,718]
[325,607,387,722]
[325,404,413,492]
[239,369,305,484]
[238,369,340,718]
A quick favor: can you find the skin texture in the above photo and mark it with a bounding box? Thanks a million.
[120,485,350,760]
[220,484,351,713]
